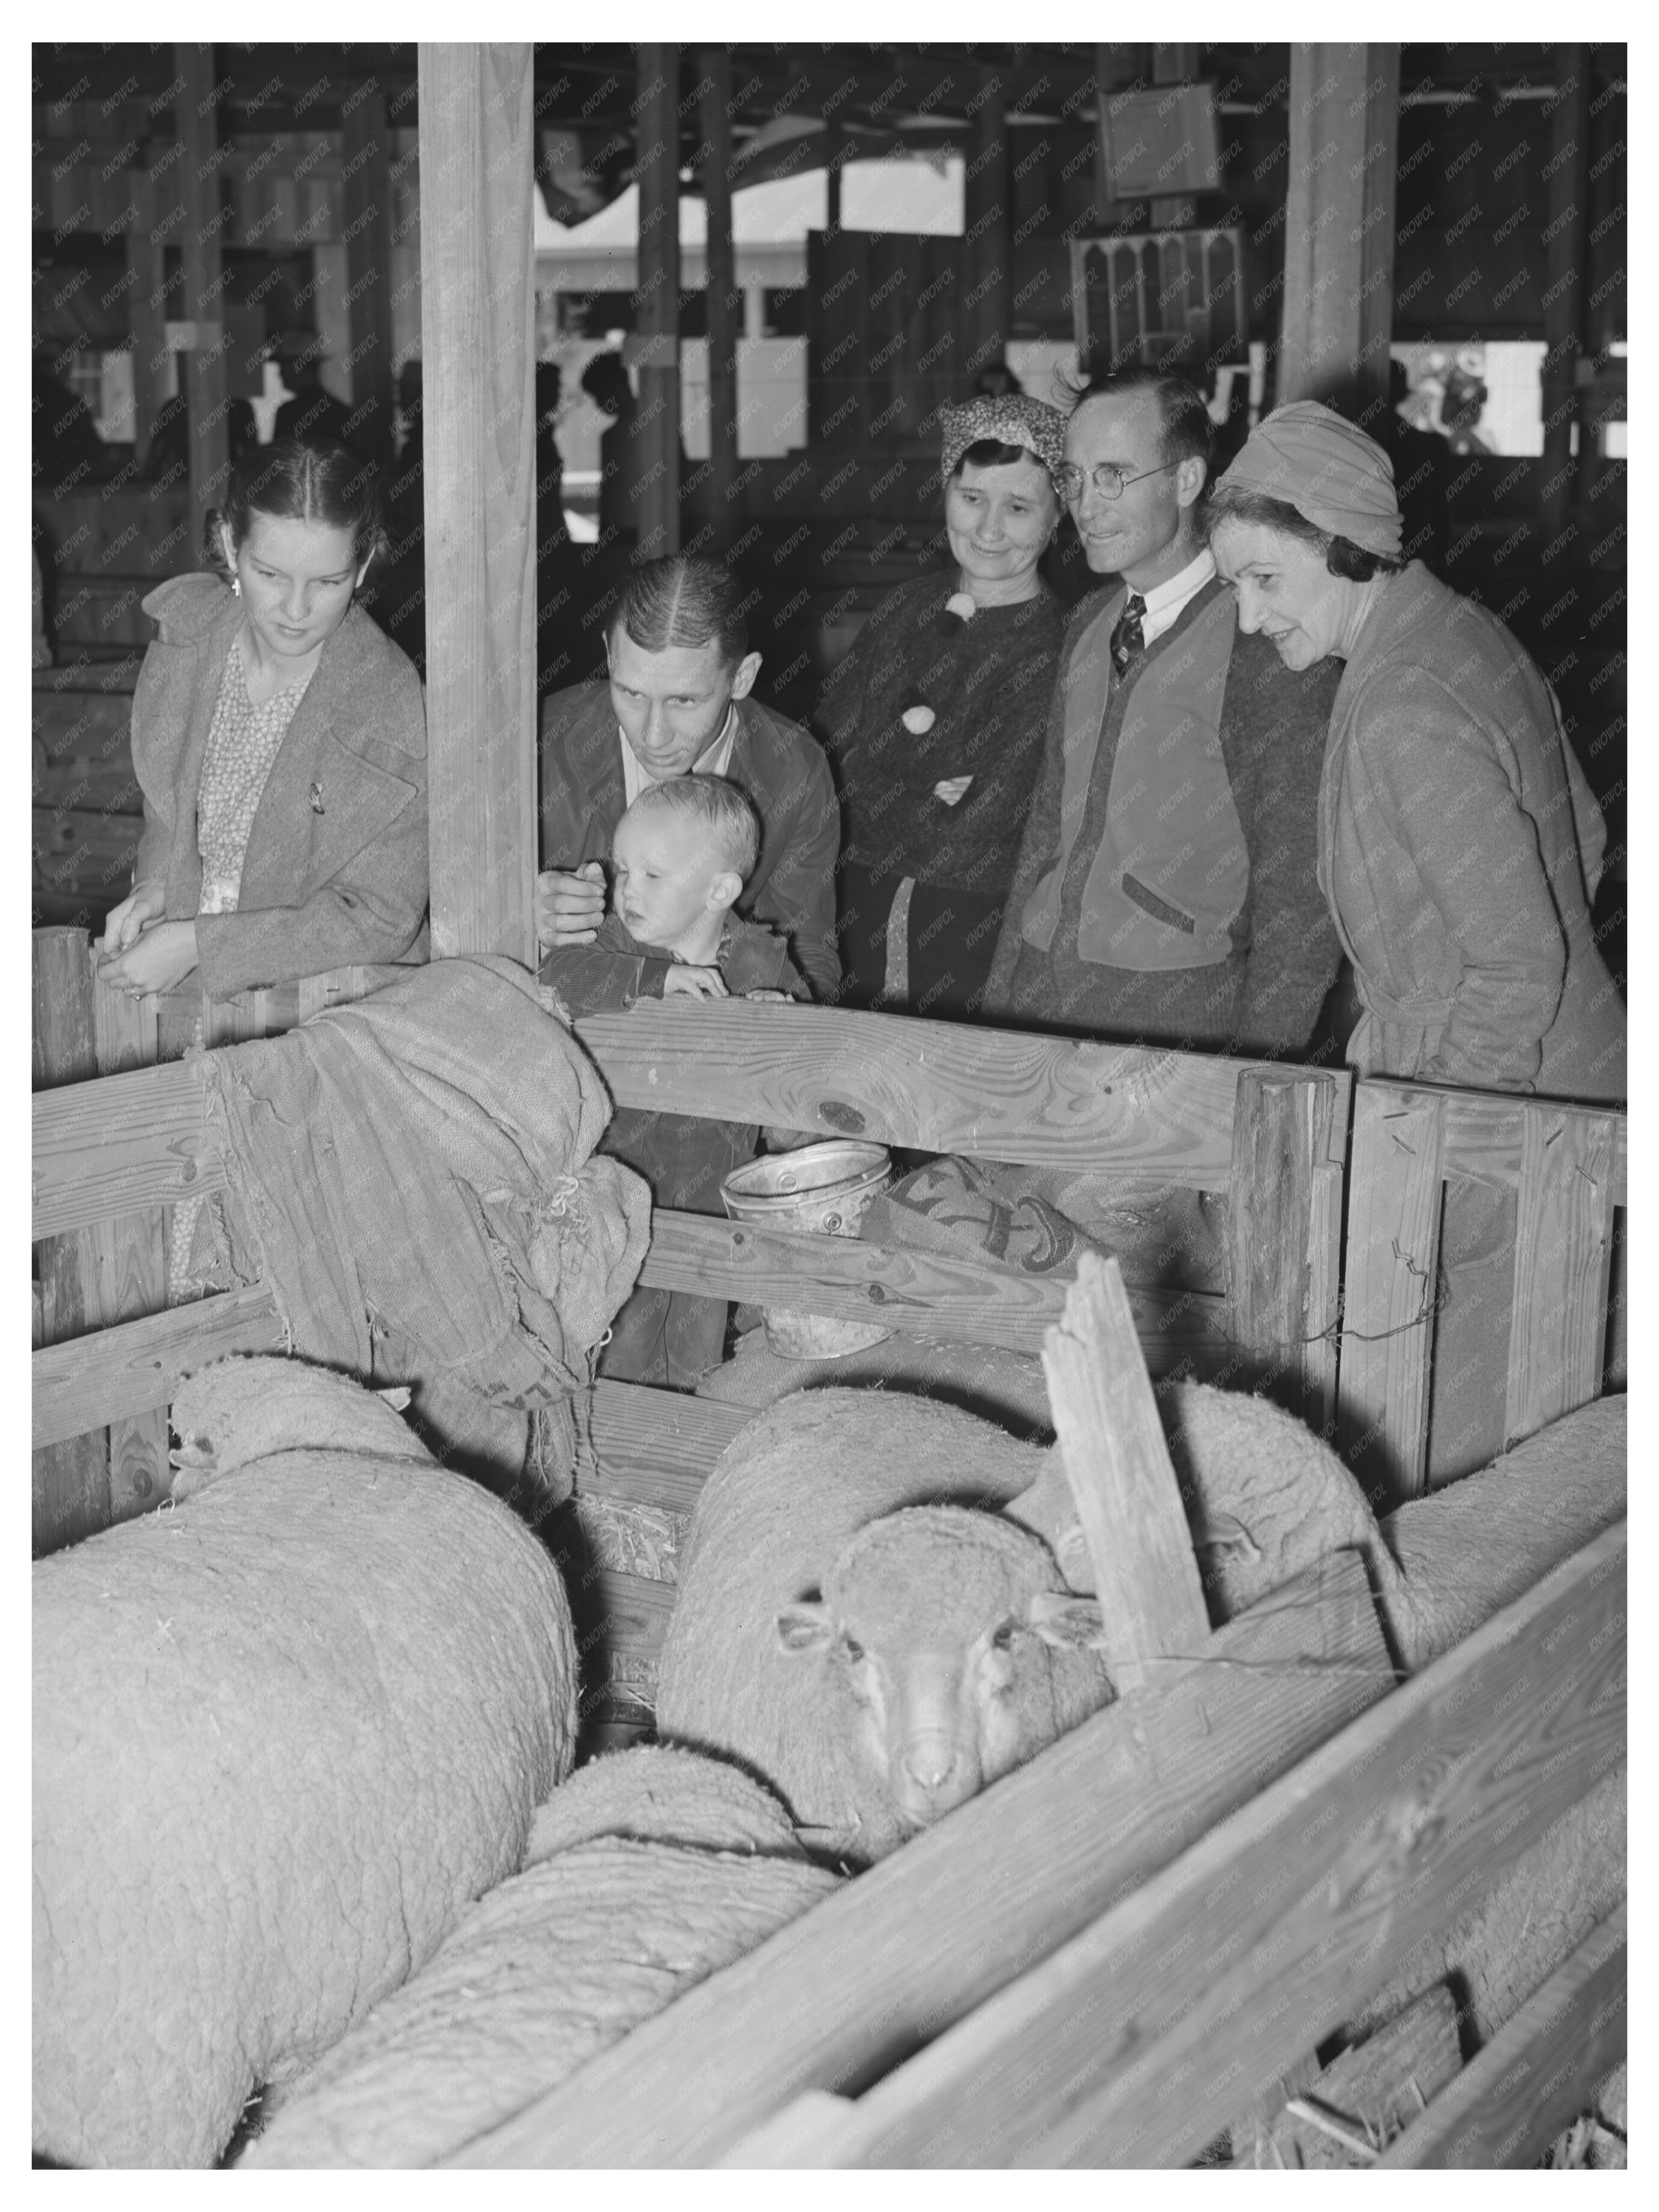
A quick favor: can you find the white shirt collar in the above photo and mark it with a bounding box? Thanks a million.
[1134,548,1217,647]
[620,700,740,805]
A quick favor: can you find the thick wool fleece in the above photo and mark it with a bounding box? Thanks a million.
[33,1357,579,2171]
[241,1749,837,2168]
[654,1391,1106,1866]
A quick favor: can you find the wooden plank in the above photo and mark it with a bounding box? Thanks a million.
[33,1056,218,1241]
[575,1003,1283,1185]
[1336,1083,1444,1505]
[339,83,396,470]
[819,1521,1624,2168]
[1429,1086,1625,1211]
[1502,1106,1618,1446]
[963,63,1010,386]
[1039,1253,1208,1691]
[1538,45,1588,539]
[418,42,538,964]
[634,45,680,560]
[582,1379,746,1514]
[1279,45,1400,419]
[584,1564,677,1677]
[90,970,170,1520]
[1375,1902,1626,2169]
[32,929,109,1550]
[442,1551,1390,2168]
[127,163,166,470]
[698,49,738,551]
[1234,1984,1462,2168]
[32,1284,287,1452]
[1225,1069,1346,1428]
[178,44,231,548]
[639,1208,1225,1370]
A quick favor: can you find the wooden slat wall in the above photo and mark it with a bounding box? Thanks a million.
[751,1522,1624,2169]
[444,1551,1391,2168]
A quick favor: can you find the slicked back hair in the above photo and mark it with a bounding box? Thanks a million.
[610,555,750,671]
[1065,365,1215,473]
[625,773,761,883]
[206,436,387,576]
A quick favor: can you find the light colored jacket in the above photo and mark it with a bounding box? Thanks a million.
[1321,562,1624,1101]
[131,574,428,998]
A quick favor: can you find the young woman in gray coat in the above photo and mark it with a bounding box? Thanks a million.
[97,437,428,1004]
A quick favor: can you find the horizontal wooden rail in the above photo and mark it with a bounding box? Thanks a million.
[34,1057,216,1241]
[639,1212,1229,1370]
[443,1550,1391,2168]
[1375,1900,1626,2168]
[32,1283,286,1451]
[575,1003,1316,1186]
[791,1518,1624,2167]
[576,1381,747,1516]
[36,1007,1331,1243]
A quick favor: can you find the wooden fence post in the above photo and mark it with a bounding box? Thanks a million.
[634,45,681,562]
[1225,1068,1346,1432]
[33,929,110,1552]
[699,49,739,554]
[90,966,171,1522]
[1039,1250,1210,1691]
[417,43,539,965]
[177,43,231,556]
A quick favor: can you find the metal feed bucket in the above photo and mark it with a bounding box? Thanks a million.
[720,1140,894,1358]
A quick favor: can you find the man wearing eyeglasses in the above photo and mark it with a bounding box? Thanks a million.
[982,366,1342,1058]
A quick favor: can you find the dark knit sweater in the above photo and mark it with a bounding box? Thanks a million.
[814,570,1065,899]
[985,582,1343,1055]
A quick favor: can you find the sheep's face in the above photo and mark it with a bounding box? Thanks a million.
[776,1508,1110,1834]
[169,1357,426,1496]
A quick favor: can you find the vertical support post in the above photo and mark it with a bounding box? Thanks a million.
[127,164,166,471]
[1149,44,1201,228]
[1279,44,1400,421]
[825,125,842,231]
[1225,1070,1347,1435]
[700,50,739,554]
[964,64,1010,386]
[91,970,170,1523]
[635,44,681,562]
[1539,44,1589,539]
[176,43,230,553]
[418,43,538,965]
[340,84,397,471]
[32,930,110,1553]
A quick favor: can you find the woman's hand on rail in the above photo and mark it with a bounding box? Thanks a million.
[535,863,606,948]
[96,918,201,999]
[98,880,167,954]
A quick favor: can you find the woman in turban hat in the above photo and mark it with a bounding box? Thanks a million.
[1205,401,1622,1104]
[1207,402,1624,1484]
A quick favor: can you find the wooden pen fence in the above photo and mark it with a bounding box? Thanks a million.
[30,930,1626,2166]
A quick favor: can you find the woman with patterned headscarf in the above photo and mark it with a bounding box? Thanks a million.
[813,394,1069,1018]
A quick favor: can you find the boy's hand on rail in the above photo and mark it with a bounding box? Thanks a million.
[96,919,200,999]
[662,965,729,1000]
[536,863,605,948]
[99,880,166,953]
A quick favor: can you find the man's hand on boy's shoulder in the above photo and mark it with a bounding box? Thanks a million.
[661,964,730,1000]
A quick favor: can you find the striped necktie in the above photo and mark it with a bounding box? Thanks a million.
[1110,590,1148,678]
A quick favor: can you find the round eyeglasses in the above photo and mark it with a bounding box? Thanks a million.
[1054,458,1181,503]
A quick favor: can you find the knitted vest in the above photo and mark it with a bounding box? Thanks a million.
[1022,580,1245,972]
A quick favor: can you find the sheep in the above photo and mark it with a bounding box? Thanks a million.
[32,1354,580,2171]
[239,1747,840,2168]
[653,1390,1112,1867]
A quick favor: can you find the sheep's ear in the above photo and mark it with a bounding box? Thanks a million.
[375,1385,413,1412]
[775,1602,834,1654]
[1025,1590,1111,1650]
